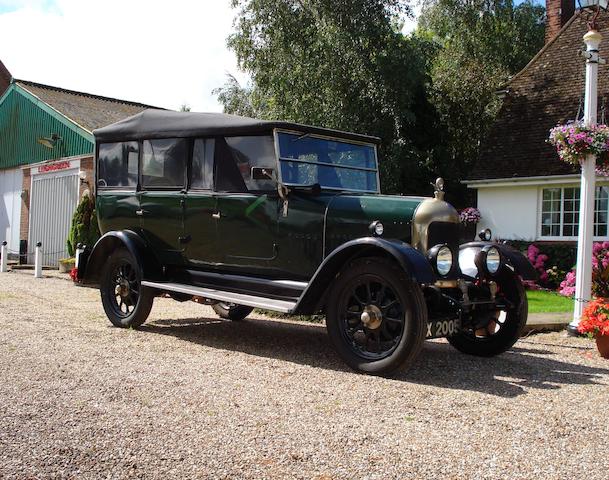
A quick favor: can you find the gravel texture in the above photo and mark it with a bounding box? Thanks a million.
[1,270,608,479]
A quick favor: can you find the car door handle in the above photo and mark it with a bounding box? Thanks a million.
[212,212,221,219]
[179,234,192,244]
[135,209,147,216]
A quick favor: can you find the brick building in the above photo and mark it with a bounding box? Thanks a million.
[0,62,157,265]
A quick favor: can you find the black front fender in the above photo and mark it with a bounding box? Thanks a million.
[294,237,435,314]
[459,241,537,281]
[78,230,163,287]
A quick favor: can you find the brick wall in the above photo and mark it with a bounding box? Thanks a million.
[0,59,11,97]
[546,0,575,43]
[79,156,94,198]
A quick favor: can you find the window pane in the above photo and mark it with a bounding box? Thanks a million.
[225,136,277,191]
[541,188,563,237]
[142,138,187,188]
[280,160,378,192]
[191,139,214,190]
[97,142,139,188]
[277,132,378,192]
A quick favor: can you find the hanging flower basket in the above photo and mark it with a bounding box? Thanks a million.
[548,122,609,176]
[458,207,481,242]
[459,207,481,224]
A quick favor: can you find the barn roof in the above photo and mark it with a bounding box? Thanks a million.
[15,80,160,133]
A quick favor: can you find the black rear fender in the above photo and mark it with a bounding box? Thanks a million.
[294,238,435,314]
[459,241,537,281]
[78,230,163,287]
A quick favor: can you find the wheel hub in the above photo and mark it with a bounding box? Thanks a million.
[361,304,383,330]
[117,279,130,299]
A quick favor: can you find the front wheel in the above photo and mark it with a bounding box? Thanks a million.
[100,249,154,328]
[212,302,254,321]
[326,257,428,375]
[447,271,527,357]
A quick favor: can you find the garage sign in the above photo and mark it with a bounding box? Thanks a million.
[34,160,76,175]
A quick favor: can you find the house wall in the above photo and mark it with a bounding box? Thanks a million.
[476,185,539,241]
[0,167,23,253]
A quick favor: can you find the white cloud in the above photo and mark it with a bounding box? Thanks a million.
[0,0,249,112]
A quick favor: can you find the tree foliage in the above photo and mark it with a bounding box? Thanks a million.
[218,0,441,194]
[66,195,100,257]
[216,0,546,202]
[417,0,545,193]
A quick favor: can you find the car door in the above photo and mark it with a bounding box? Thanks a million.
[214,136,280,274]
[95,141,141,234]
[183,138,220,266]
[139,138,188,266]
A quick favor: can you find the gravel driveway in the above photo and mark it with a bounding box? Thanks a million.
[1,270,608,479]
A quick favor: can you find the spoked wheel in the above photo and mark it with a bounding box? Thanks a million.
[447,270,527,357]
[100,249,154,328]
[212,302,253,321]
[326,257,427,375]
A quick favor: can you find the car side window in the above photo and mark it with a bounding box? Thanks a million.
[191,139,215,190]
[142,138,188,189]
[225,136,277,192]
[97,142,139,188]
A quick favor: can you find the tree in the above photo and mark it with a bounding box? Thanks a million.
[417,0,545,197]
[218,0,441,194]
[66,194,101,257]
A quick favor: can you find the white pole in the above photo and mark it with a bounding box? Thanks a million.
[0,241,7,273]
[34,242,42,279]
[570,29,603,335]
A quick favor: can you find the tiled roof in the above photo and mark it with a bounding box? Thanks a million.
[472,12,609,181]
[15,80,163,133]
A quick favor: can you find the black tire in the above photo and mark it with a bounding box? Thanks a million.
[212,302,254,321]
[100,248,154,328]
[447,271,527,357]
[326,256,428,375]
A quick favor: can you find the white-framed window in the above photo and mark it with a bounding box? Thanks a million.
[540,185,609,239]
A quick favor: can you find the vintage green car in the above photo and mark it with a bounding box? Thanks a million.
[76,110,536,375]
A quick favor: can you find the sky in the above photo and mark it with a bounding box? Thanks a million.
[0,0,423,112]
[0,0,251,112]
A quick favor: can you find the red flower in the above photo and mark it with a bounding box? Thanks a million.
[69,267,78,282]
[578,298,609,338]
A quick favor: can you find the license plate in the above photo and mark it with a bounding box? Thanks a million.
[426,319,460,338]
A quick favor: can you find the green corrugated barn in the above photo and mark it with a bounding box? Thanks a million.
[0,59,155,265]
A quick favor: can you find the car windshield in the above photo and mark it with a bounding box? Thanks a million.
[276,132,379,193]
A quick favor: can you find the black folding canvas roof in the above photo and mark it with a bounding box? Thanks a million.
[93,109,381,145]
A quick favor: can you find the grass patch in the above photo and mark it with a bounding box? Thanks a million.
[526,290,574,313]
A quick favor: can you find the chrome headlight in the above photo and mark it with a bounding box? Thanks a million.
[485,246,501,275]
[428,244,453,277]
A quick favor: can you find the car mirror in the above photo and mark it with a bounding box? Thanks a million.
[251,167,275,180]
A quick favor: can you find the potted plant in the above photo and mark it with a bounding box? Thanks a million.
[58,257,75,273]
[548,121,609,175]
[458,207,481,242]
[579,298,609,358]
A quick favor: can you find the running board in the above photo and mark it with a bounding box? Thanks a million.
[141,281,297,313]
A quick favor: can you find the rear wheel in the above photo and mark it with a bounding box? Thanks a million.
[212,302,254,321]
[447,271,527,356]
[326,257,427,375]
[100,249,154,328]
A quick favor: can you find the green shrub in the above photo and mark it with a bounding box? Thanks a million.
[503,240,577,274]
[66,195,101,257]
